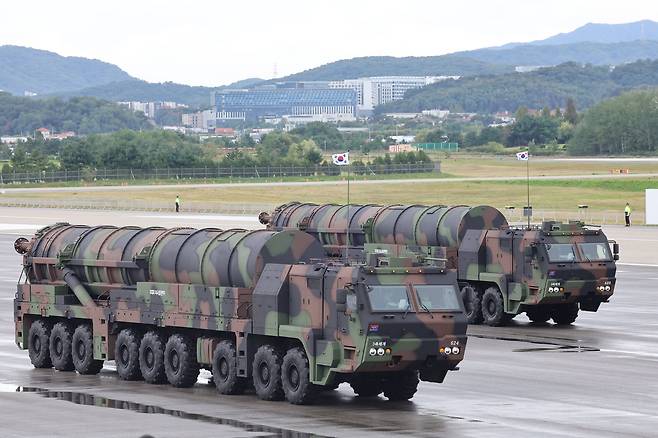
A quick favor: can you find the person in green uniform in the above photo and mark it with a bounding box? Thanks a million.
[624,202,631,227]
[175,195,180,213]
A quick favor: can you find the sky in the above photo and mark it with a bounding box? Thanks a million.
[1,0,656,86]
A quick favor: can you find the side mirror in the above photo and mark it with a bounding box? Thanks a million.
[614,254,619,261]
[612,243,619,255]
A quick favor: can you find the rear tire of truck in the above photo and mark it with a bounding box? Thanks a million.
[526,307,552,323]
[461,285,483,324]
[551,303,579,325]
[50,322,75,371]
[164,334,199,388]
[282,347,316,405]
[383,370,420,401]
[350,375,383,397]
[139,331,167,384]
[72,324,104,375]
[212,340,246,395]
[28,319,53,368]
[115,328,143,381]
[252,345,284,401]
[481,287,511,327]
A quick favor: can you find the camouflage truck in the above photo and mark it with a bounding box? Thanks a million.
[260,202,619,326]
[13,223,467,405]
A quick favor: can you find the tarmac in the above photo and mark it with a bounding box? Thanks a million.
[0,207,656,437]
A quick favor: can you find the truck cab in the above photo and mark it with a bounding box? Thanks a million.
[458,221,618,326]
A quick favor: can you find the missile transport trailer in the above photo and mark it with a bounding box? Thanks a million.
[13,223,467,404]
[260,202,619,326]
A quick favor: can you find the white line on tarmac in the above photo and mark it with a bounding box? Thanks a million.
[617,262,658,267]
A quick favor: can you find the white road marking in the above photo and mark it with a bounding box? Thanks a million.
[617,262,658,267]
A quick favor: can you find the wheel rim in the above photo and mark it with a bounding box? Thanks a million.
[54,337,63,357]
[145,347,154,369]
[170,350,180,373]
[119,344,129,366]
[259,362,270,385]
[487,299,496,316]
[219,357,229,380]
[76,340,85,360]
[288,365,300,391]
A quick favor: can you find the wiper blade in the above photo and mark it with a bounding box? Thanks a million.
[402,302,411,319]
[420,302,434,319]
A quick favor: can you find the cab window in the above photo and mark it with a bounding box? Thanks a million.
[545,243,577,262]
[367,285,410,312]
[414,285,462,311]
[577,242,612,261]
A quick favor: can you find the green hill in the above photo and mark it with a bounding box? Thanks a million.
[377,59,658,114]
[0,93,151,135]
[0,45,133,95]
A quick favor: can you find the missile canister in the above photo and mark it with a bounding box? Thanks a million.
[20,223,325,294]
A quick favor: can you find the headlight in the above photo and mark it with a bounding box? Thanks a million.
[444,347,452,355]
[452,347,460,355]
[605,286,611,291]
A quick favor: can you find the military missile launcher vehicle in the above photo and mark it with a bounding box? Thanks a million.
[260,202,619,327]
[13,223,467,404]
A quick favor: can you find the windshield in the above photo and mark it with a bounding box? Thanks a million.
[367,285,410,312]
[578,242,612,261]
[545,243,577,262]
[415,285,462,311]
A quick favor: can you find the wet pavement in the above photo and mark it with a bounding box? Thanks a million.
[0,209,657,437]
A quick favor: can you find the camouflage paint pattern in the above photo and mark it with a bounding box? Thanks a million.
[14,222,466,389]
[262,203,617,321]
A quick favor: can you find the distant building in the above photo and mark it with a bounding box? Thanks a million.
[421,109,450,119]
[212,87,357,124]
[329,76,458,114]
[118,101,187,120]
[49,131,76,140]
[35,127,51,139]
[181,110,215,129]
[389,144,415,153]
[0,135,29,145]
[390,135,416,144]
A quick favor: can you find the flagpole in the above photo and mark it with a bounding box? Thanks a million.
[526,147,530,229]
[345,149,350,264]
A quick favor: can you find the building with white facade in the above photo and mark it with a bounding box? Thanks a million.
[328,76,459,114]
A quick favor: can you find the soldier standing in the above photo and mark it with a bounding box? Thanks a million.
[624,202,631,227]
[175,195,181,213]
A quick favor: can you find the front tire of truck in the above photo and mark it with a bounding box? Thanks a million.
[72,324,104,375]
[481,287,511,327]
[383,370,420,401]
[461,284,483,324]
[139,331,167,384]
[50,322,75,371]
[212,340,246,395]
[282,347,316,405]
[350,375,383,397]
[551,303,579,325]
[252,344,284,401]
[164,334,199,388]
[115,328,143,381]
[28,319,53,368]
[526,307,552,323]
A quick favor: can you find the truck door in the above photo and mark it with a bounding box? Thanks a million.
[323,267,356,348]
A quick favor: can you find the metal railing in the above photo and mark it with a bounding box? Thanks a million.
[0,163,438,185]
[505,209,647,226]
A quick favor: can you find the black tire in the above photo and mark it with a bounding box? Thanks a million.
[460,285,483,324]
[139,331,167,384]
[552,303,579,325]
[350,375,383,397]
[212,340,246,395]
[50,322,74,371]
[28,319,52,368]
[481,287,511,327]
[115,328,143,380]
[281,347,316,405]
[164,333,199,388]
[72,324,104,375]
[383,370,420,401]
[252,345,284,401]
[526,307,552,323]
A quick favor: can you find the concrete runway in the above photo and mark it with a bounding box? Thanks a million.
[0,208,657,437]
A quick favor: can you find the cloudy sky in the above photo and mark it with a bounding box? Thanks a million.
[1,0,655,86]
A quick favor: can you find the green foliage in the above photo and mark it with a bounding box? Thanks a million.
[568,88,658,155]
[467,142,508,154]
[508,114,559,146]
[290,122,344,151]
[0,45,132,95]
[371,151,431,165]
[0,93,151,135]
[379,60,658,114]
